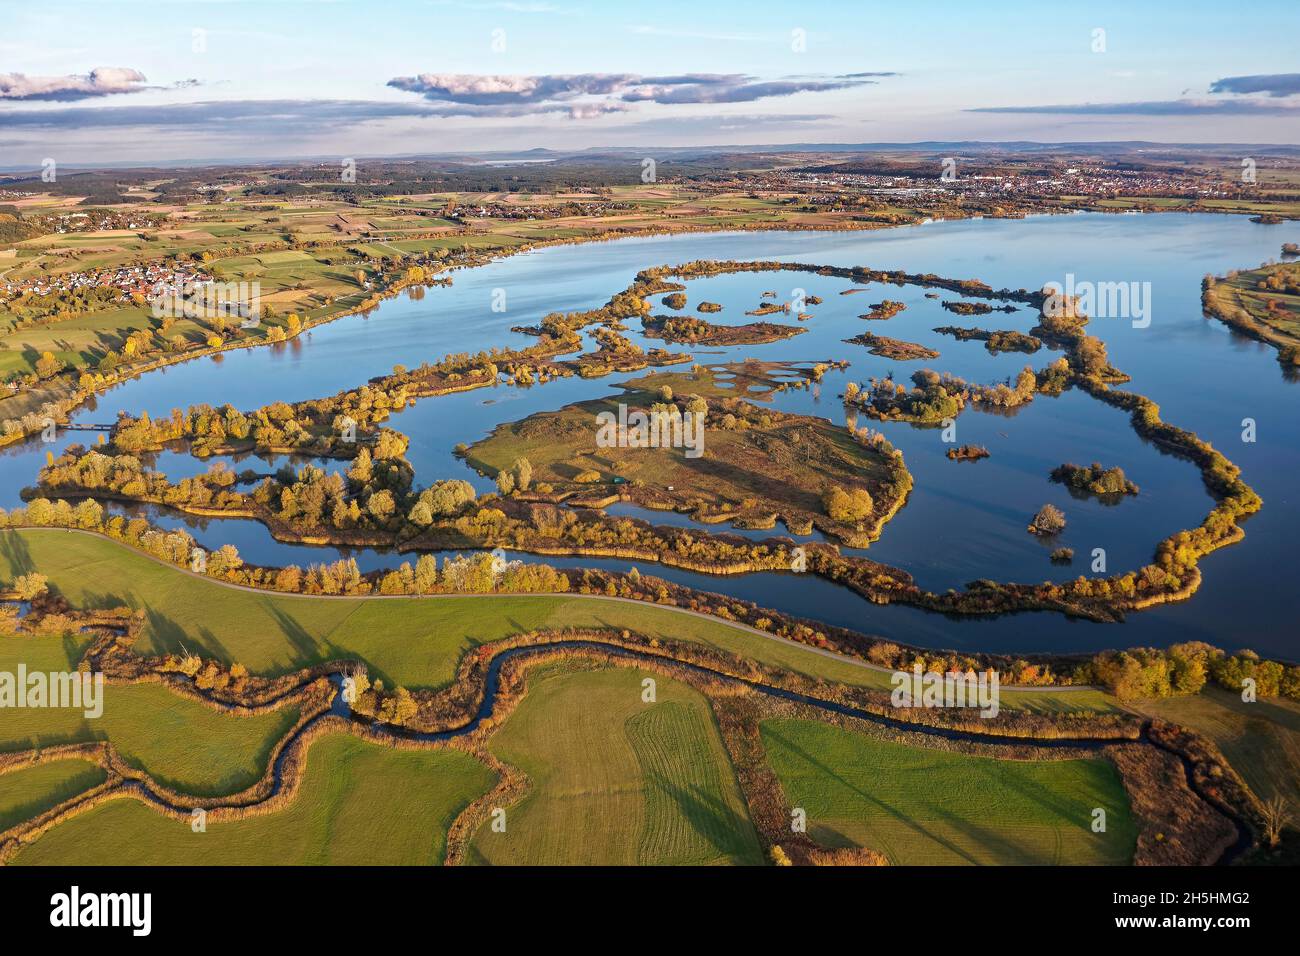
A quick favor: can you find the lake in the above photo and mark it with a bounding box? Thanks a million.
[3,212,1296,658]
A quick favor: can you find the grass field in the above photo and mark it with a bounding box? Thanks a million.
[466,665,763,865]
[761,718,1137,865]
[0,633,298,796]
[11,734,496,865]
[0,529,1117,713]
[0,183,867,382]
[0,759,106,832]
[1133,687,1300,815]
[1205,261,1300,349]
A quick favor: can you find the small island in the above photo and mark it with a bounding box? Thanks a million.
[1027,503,1067,536]
[860,300,907,320]
[641,314,805,346]
[946,444,990,461]
[933,326,1042,354]
[1050,462,1139,499]
[941,300,1019,317]
[844,331,940,360]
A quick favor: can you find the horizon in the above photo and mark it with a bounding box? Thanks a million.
[9,137,1300,176]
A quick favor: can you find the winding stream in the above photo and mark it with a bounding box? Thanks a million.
[108,639,1249,866]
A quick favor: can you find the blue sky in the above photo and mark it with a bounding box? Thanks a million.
[1,0,1297,164]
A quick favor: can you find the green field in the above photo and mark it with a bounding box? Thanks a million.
[467,665,763,865]
[0,758,106,832]
[0,633,298,796]
[1204,261,1300,348]
[12,734,496,865]
[1134,687,1300,815]
[0,529,1115,712]
[761,718,1137,865]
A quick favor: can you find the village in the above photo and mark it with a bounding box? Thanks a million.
[0,261,213,306]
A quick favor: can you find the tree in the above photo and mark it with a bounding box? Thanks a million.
[348,447,373,485]
[209,543,243,576]
[34,351,63,379]
[13,572,48,600]
[1027,503,1066,535]
[823,485,873,522]
[407,499,433,527]
[367,490,396,522]
[24,498,56,526]
[1168,642,1210,695]
[512,457,532,492]
[424,479,476,517]
[414,554,438,593]
[74,499,104,529]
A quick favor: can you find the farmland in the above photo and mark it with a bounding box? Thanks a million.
[0,633,299,796]
[11,735,494,866]
[0,759,105,833]
[761,718,1138,865]
[1133,688,1300,818]
[467,665,763,865]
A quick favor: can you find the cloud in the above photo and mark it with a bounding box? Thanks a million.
[386,73,634,105]
[0,97,639,139]
[1209,73,1300,97]
[969,99,1300,116]
[0,67,151,101]
[387,71,882,117]
[0,99,447,132]
[620,78,868,105]
[972,73,1300,118]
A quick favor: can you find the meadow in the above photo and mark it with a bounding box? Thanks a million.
[0,528,1117,713]
[0,633,298,796]
[760,718,1138,865]
[11,735,495,865]
[0,759,106,833]
[466,665,763,866]
[1133,688,1300,817]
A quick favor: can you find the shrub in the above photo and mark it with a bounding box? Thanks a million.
[823,485,874,522]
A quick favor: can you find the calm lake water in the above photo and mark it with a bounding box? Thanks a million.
[3,213,1297,658]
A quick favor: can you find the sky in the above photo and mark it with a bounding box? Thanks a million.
[1,0,1297,167]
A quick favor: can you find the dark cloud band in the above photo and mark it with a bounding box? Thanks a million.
[1209,73,1300,97]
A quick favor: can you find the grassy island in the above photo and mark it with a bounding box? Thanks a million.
[466,369,911,546]
[1203,261,1300,367]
